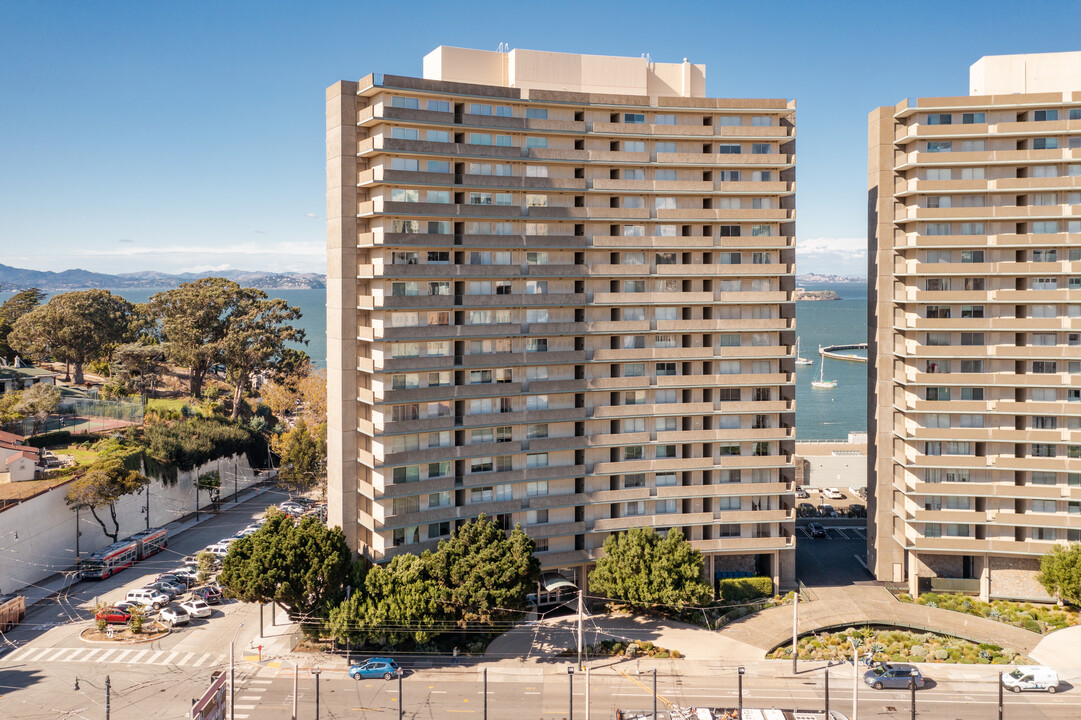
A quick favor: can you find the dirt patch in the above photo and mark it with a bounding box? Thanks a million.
[80,623,171,644]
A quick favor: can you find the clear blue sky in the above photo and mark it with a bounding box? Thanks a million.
[2,1,1078,277]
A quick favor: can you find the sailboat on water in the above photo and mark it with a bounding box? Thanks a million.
[795,337,813,366]
[811,356,837,389]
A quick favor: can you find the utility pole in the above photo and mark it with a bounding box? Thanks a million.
[824,665,829,715]
[312,668,321,720]
[792,589,799,674]
[576,588,584,670]
[998,673,1003,720]
[652,668,657,720]
[75,508,80,562]
[908,676,916,720]
[398,671,403,719]
[145,482,150,530]
[585,667,590,720]
[105,675,111,720]
[483,667,487,720]
[852,640,858,720]
[567,667,574,719]
[292,664,298,720]
[229,642,234,720]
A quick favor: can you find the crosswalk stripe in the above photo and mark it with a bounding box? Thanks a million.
[235,705,256,710]
[98,649,118,663]
[42,648,70,662]
[129,649,150,663]
[251,679,273,684]
[158,652,180,665]
[65,648,94,662]
[145,651,164,664]
[194,652,212,667]
[113,649,135,663]
[5,647,34,662]
[179,652,195,666]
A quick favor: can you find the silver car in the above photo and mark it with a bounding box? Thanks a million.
[864,663,925,690]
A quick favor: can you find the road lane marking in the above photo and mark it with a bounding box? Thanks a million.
[238,695,262,700]
[178,652,195,665]
[42,648,71,662]
[129,649,150,663]
[97,649,117,663]
[193,653,212,667]
[157,651,180,665]
[145,651,165,664]
[235,704,256,710]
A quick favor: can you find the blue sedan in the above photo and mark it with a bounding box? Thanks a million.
[349,658,402,680]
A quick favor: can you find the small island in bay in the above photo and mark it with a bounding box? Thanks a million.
[793,287,841,301]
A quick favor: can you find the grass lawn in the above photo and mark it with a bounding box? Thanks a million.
[146,398,191,414]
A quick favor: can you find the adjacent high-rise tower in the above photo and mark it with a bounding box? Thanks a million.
[328,46,797,590]
[869,51,1081,600]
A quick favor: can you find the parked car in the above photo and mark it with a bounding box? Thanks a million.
[95,607,132,625]
[797,503,817,518]
[1002,666,1059,693]
[159,605,190,626]
[125,589,169,610]
[145,581,180,600]
[235,527,259,539]
[113,601,143,614]
[203,544,231,559]
[349,657,402,680]
[865,663,925,690]
[157,573,196,588]
[795,487,810,499]
[170,566,200,581]
[808,523,827,538]
[192,584,223,604]
[818,504,839,518]
[180,599,212,619]
[823,487,845,500]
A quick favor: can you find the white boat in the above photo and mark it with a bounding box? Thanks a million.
[795,337,813,366]
[811,357,837,389]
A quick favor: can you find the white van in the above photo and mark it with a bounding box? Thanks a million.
[1001,666,1060,693]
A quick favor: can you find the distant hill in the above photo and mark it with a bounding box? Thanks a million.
[0,264,326,291]
[796,273,866,283]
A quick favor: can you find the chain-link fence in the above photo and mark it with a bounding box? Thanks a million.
[3,397,144,437]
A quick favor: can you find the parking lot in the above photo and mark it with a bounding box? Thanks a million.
[795,517,875,588]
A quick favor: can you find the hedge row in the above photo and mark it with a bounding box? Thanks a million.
[718,576,773,602]
[26,431,104,448]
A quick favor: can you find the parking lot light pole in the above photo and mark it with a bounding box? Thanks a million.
[312,668,321,720]
[792,590,798,674]
[851,639,859,720]
[567,666,575,719]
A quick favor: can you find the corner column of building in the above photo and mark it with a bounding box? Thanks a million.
[979,554,990,602]
[907,549,919,598]
[326,80,359,552]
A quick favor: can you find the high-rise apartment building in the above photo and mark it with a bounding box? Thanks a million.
[869,51,1081,601]
[328,46,797,591]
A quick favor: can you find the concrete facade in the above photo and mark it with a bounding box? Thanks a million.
[327,46,798,589]
[868,51,1081,601]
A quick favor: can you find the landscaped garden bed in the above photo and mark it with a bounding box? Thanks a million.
[766,627,1030,665]
[81,621,170,644]
[897,592,1080,634]
[560,640,682,659]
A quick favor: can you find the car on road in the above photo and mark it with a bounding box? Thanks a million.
[96,607,132,625]
[818,504,839,518]
[808,523,827,538]
[349,657,402,680]
[1002,666,1059,693]
[823,487,845,500]
[180,599,212,619]
[795,487,810,499]
[865,663,925,690]
[192,584,223,604]
[125,589,170,611]
[159,605,190,626]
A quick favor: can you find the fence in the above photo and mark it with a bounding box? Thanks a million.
[3,397,144,437]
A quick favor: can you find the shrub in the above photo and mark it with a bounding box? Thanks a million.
[934,649,949,660]
[670,650,682,659]
[898,593,912,603]
[911,645,926,656]
[891,653,907,662]
[654,651,669,659]
[1022,619,1040,633]
[978,643,1002,652]
[717,576,773,602]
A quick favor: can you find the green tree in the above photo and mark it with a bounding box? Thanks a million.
[428,514,540,626]
[218,512,352,618]
[64,456,150,542]
[1037,543,1081,606]
[15,383,61,434]
[147,278,251,398]
[588,528,712,612]
[219,293,305,418]
[328,553,448,647]
[0,288,45,362]
[8,289,135,384]
[196,551,218,585]
[272,419,327,493]
[110,343,166,406]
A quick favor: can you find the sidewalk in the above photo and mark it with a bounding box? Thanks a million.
[18,484,274,607]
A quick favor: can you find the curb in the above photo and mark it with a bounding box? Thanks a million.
[79,624,172,645]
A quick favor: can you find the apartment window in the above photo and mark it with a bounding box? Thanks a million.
[1032,361,1058,374]
[494,105,512,117]
[526,423,548,439]
[926,141,952,153]
[526,137,548,149]
[656,499,677,514]
[962,112,985,124]
[624,113,645,124]
[624,141,646,152]
[623,446,644,460]
[960,250,984,263]
[655,472,677,487]
[470,133,493,145]
[960,167,985,179]
[961,140,985,152]
[926,387,950,401]
[525,165,549,177]
[427,129,450,143]
[926,113,952,125]
[390,158,418,171]
[718,144,741,155]
[1033,221,1060,234]
[960,333,984,346]
[1033,109,1058,121]
[624,363,646,377]
[751,225,771,237]
[390,127,418,140]
[751,116,771,127]
[527,338,547,352]
[1033,138,1059,150]
[1032,499,1057,513]
[925,223,951,236]
[526,108,548,119]
[959,222,984,235]
[427,99,450,112]
[925,168,952,180]
[655,114,677,125]
[655,141,677,153]
[960,360,984,373]
[1031,165,1057,177]
[392,465,420,483]
[526,453,548,468]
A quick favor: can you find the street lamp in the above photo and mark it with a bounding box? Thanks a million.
[312,668,322,720]
[908,668,918,720]
[567,666,575,719]
[737,666,745,719]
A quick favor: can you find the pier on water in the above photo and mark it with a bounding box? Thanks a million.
[819,342,868,362]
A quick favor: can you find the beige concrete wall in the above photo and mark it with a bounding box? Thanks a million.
[989,556,1052,602]
[970,51,1081,95]
[423,45,706,98]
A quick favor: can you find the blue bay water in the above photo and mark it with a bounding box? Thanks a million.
[2,283,868,438]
